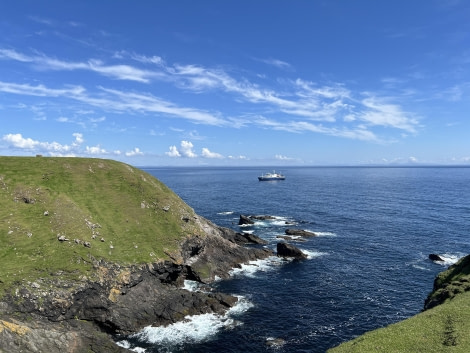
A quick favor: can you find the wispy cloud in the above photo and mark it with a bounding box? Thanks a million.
[256,57,293,70]
[0,47,422,141]
[359,96,419,133]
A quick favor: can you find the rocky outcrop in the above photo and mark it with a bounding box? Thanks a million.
[429,253,444,262]
[238,214,255,225]
[0,218,273,352]
[238,214,278,225]
[424,254,470,310]
[217,226,268,245]
[285,229,317,237]
[277,242,307,259]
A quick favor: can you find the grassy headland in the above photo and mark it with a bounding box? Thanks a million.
[0,156,202,295]
[328,255,470,352]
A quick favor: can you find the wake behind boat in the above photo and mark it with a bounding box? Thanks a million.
[258,171,286,181]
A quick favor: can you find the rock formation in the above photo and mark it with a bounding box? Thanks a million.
[238,214,255,225]
[424,254,470,310]
[429,253,444,262]
[0,219,273,352]
[277,242,307,259]
[285,228,318,237]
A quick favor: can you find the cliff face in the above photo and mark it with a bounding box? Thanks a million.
[0,157,272,352]
[424,254,470,310]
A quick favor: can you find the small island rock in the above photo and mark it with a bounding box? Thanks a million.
[277,242,307,259]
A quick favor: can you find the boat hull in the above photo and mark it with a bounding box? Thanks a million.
[258,176,285,181]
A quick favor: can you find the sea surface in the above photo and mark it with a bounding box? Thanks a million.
[118,166,470,353]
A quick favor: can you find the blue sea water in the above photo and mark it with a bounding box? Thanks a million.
[119,167,470,353]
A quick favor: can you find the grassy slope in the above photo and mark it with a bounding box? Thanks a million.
[329,255,470,353]
[0,157,203,294]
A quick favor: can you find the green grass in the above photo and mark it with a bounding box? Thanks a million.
[329,255,470,353]
[0,157,204,295]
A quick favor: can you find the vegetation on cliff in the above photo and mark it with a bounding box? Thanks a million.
[0,156,204,295]
[329,255,470,352]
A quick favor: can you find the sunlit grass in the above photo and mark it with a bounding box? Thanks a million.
[329,256,470,353]
[0,157,203,295]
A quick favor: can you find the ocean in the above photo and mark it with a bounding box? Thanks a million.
[117,166,470,353]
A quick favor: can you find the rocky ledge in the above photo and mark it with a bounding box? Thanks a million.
[0,217,272,352]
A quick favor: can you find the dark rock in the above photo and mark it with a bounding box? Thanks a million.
[285,229,317,237]
[429,254,444,262]
[277,242,307,259]
[238,214,255,225]
[217,226,267,245]
[249,215,276,220]
[0,217,274,352]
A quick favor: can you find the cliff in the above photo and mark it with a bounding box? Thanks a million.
[0,157,272,352]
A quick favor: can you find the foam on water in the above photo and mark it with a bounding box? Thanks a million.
[183,280,201,292]
[229,256,287,278]
[117,296,252,351]
[438,253,464,266]
[315,231,337,237]
[217,211,234,215]
[116,340,146,352]
[302,249,328,259]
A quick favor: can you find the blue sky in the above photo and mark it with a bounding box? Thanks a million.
[1,1,469,166]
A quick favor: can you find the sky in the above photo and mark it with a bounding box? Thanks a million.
[1,0,469,166]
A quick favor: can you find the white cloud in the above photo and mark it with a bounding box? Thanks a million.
[228,155,248,160]
[125,147,144,157]
[2,133,82,154]
[72,132,84,146]
[360,97,419,133]
[166,141,199,158]
[85,145,107,155]
[201,147,223,159]
[180,140,197,158]
[275,154,293,160]
[0,48,422,145]
[165,145,181,157]
[264,58,292,70]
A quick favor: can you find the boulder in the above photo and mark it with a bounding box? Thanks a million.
[238,214,255,225]
[429,254,444,262]
[277,242,307,259]
[285,229,317,237]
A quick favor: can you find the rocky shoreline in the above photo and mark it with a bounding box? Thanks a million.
[0,216,274,352]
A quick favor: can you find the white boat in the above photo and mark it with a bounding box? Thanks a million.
[258,171,286,181]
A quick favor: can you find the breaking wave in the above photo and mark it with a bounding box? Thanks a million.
[116,296,253,352]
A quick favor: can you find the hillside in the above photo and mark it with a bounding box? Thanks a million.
[0,156,203,295]
[328,255,470,352]
[0,156,272,352]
